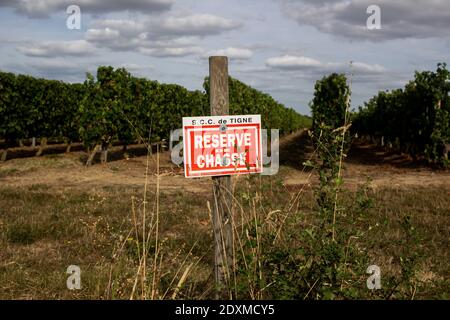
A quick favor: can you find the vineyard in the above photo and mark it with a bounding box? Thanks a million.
[0,66,310,163]
[352,63,450,166]
[0,62,449,301]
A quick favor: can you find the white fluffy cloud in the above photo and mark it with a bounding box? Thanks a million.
[87,14,241,39]
[266,55,323,69]
[85,27,141,51]
[17,40,96,57]
[83,14,241,57]
[266,54,385,75]
[278,0,450,40]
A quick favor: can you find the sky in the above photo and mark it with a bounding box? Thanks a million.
[0,0,449,115]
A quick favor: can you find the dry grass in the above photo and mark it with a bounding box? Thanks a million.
[0,173,448,299]
[0,136,448,299]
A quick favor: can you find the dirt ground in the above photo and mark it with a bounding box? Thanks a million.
[0,131,449,193]
[281,133,450,190]
[0,131,449,300]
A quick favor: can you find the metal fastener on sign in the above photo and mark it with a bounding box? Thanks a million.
[219,124,227,133]
[222,156,230,166]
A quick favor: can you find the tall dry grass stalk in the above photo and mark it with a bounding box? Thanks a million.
[127,139,201,300]
[150,144,160,300]
[129,140,163,300]
[205,131,322,300]
[332,61,354,241]
[107,124,319,300]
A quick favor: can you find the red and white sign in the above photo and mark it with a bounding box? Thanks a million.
[183,115,262,178]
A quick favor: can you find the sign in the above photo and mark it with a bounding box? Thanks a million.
[183,115,262,178]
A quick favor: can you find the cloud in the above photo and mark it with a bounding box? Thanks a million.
[17,40,96,58]
[0,0,173,18]
[139,46,204,57]
[84,15,242,57]
[87,14,241,40]
[266,54,386,76]
[351,62,385,73]
[205,47,253,60]
[86,27,141,50]
[156,14,242,37]
[278,0,450,40]
[266,55,323,69]
[151,37,200,48]
[85,24,204,56]
[24,59,89,79]
[117,62,149,70]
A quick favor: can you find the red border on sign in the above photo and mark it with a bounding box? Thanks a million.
[184,123,262,178]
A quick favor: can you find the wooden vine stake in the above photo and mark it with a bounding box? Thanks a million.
[209,56,233,299]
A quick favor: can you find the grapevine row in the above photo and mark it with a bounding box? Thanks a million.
[0,66,311,162]
[352,63,450,166]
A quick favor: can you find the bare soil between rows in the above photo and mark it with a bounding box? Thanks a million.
[0,131,449,193]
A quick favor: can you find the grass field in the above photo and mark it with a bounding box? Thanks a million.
[0,132,449,299]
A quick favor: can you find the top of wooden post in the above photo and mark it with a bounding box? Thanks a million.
[209,56,229,116]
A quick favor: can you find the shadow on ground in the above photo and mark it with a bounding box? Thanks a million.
[1,142,163,165]
[346,140,435,169]
[279,130,314,171]
[278,131,439,171]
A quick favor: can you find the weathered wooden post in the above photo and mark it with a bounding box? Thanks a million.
[35,137,47,157]
[209,56,233,299]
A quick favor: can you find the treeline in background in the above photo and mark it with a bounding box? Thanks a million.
[352,63,450,166]
[2,63,448,166]
[0,66,311,163]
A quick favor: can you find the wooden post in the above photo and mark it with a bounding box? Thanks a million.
[86,144,101,166]
[0,149,7,162]
[66,142,72,153]
[101,142,108,164]
[209,56,233,299]
[444,144,450,160]
[35,137,47,157]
